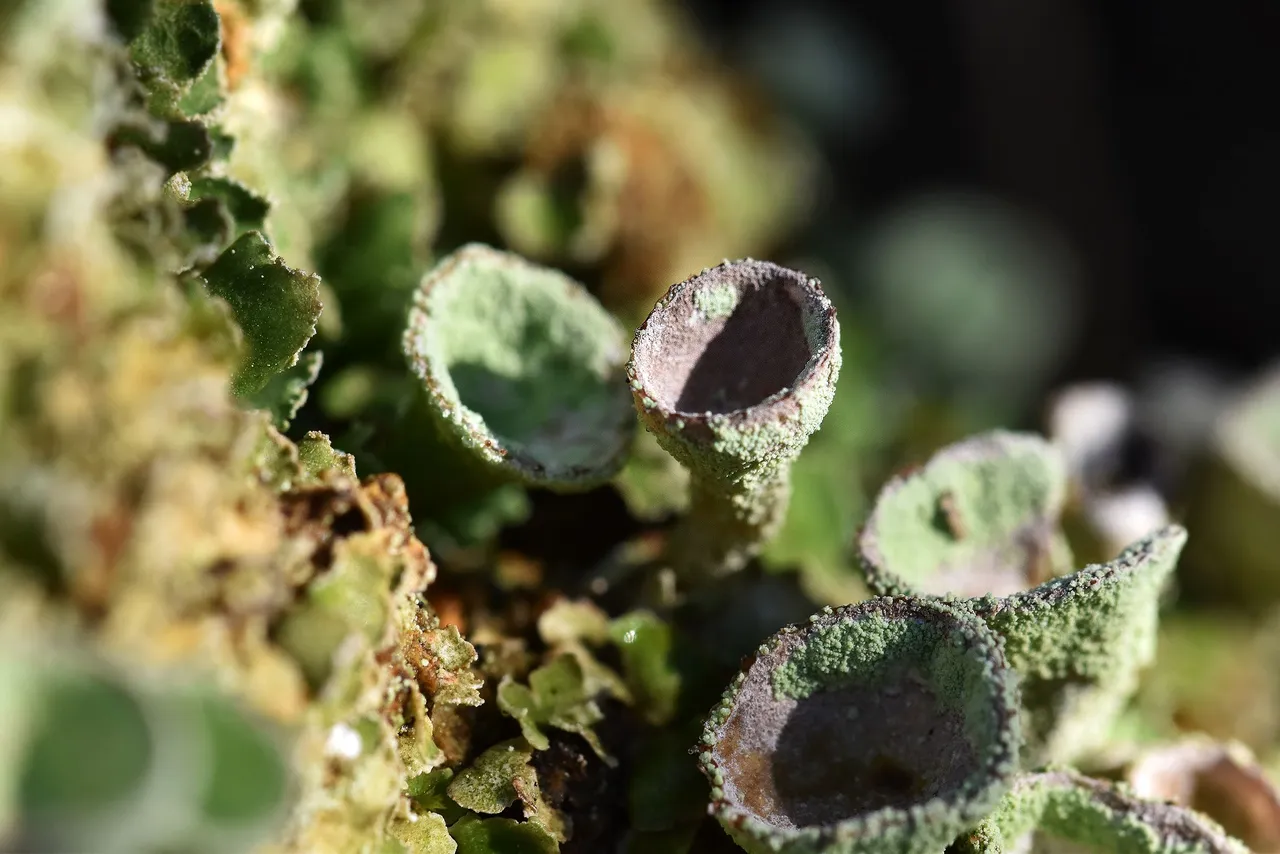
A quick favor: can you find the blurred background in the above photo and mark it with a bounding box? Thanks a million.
[683,0,1279,389]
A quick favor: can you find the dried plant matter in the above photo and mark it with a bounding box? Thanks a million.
[629,259,841,578]
[1127,739,1280,852]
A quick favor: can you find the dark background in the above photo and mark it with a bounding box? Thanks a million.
[683,0,1279,387]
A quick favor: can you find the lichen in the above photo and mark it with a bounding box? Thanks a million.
[955,770,1247,854]
[857,432,1185,765]
[404,243,635,489]
[698,597,1021,854]
[628,259,842,578]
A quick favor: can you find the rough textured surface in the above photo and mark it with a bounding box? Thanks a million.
[856,432,1185,766]
[628,259,841,578]
[955,771,1248,854]
[698,597,1021,854]
[858,432,1071,598]
[404,244,635,489]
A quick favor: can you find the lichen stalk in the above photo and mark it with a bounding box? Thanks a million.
[627,259,841,580]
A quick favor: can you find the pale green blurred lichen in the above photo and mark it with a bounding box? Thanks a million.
[404,243,635,490]
[1182,366,1280,610]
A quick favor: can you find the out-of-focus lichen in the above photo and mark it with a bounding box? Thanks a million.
[198,230,322,397]
[1132,612,1280,754]
[1181,365,1280,611]
[954,770,1247,854]
[628,259,842,579]
[857,432,1185,765]
[857,432,1072,599]
[698,596,1021,854]
[1126,738,1280,852]
[1048,382,1171,565]
[404,243,635,491]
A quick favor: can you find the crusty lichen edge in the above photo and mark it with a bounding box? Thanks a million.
[695,597,1022,854]
[958,770,1247,854]
[856,430,1069,599]
[402,242,634,489]
[626,257,841,482]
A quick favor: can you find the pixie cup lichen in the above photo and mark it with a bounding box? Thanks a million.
[627,259,840,578]
[403,244,635,490]
[955,770,1247,854]
[697,597,1021,854]
[856,431,1186,765]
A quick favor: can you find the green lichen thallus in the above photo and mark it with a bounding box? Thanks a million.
[627,259,841,582]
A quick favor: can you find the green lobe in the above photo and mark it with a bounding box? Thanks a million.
[200,231,322,397]
[449,815,559,854]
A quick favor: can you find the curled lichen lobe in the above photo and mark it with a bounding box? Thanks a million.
[698,597,1021,854]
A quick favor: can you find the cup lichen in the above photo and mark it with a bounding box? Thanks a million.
[856,431,1186,764]
[403,244,636,490]
[627,259,841,579]
[955,770,1248,854]
[697,597,1021,854]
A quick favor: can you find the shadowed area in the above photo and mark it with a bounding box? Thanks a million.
[715,667,977,829]
[637,266,815,415]
[772,677,975,825]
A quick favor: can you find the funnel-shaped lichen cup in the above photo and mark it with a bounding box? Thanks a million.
[697,597,1021,854]
[627,259,841,579]
[856,431,1185,765]
[956,770,1247,854]
[403,244,635,490]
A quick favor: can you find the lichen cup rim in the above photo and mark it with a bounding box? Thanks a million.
[626,258,840,453]
[967,769,1248,854]
[697,596,1022,854]
[856,430,1069,600]
[403,243,635,489]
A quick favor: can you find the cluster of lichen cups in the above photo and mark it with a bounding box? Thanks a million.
[695,433,1244,853]
[402,246,1245,853]
[404,245,841,579]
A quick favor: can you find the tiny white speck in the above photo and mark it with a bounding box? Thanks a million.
[324,722,362,760]
[622,629,637,644]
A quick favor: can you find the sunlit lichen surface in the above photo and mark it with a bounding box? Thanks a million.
[858,433,1186,766]
[1,0,1278,853]
[698,598,1020,854]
